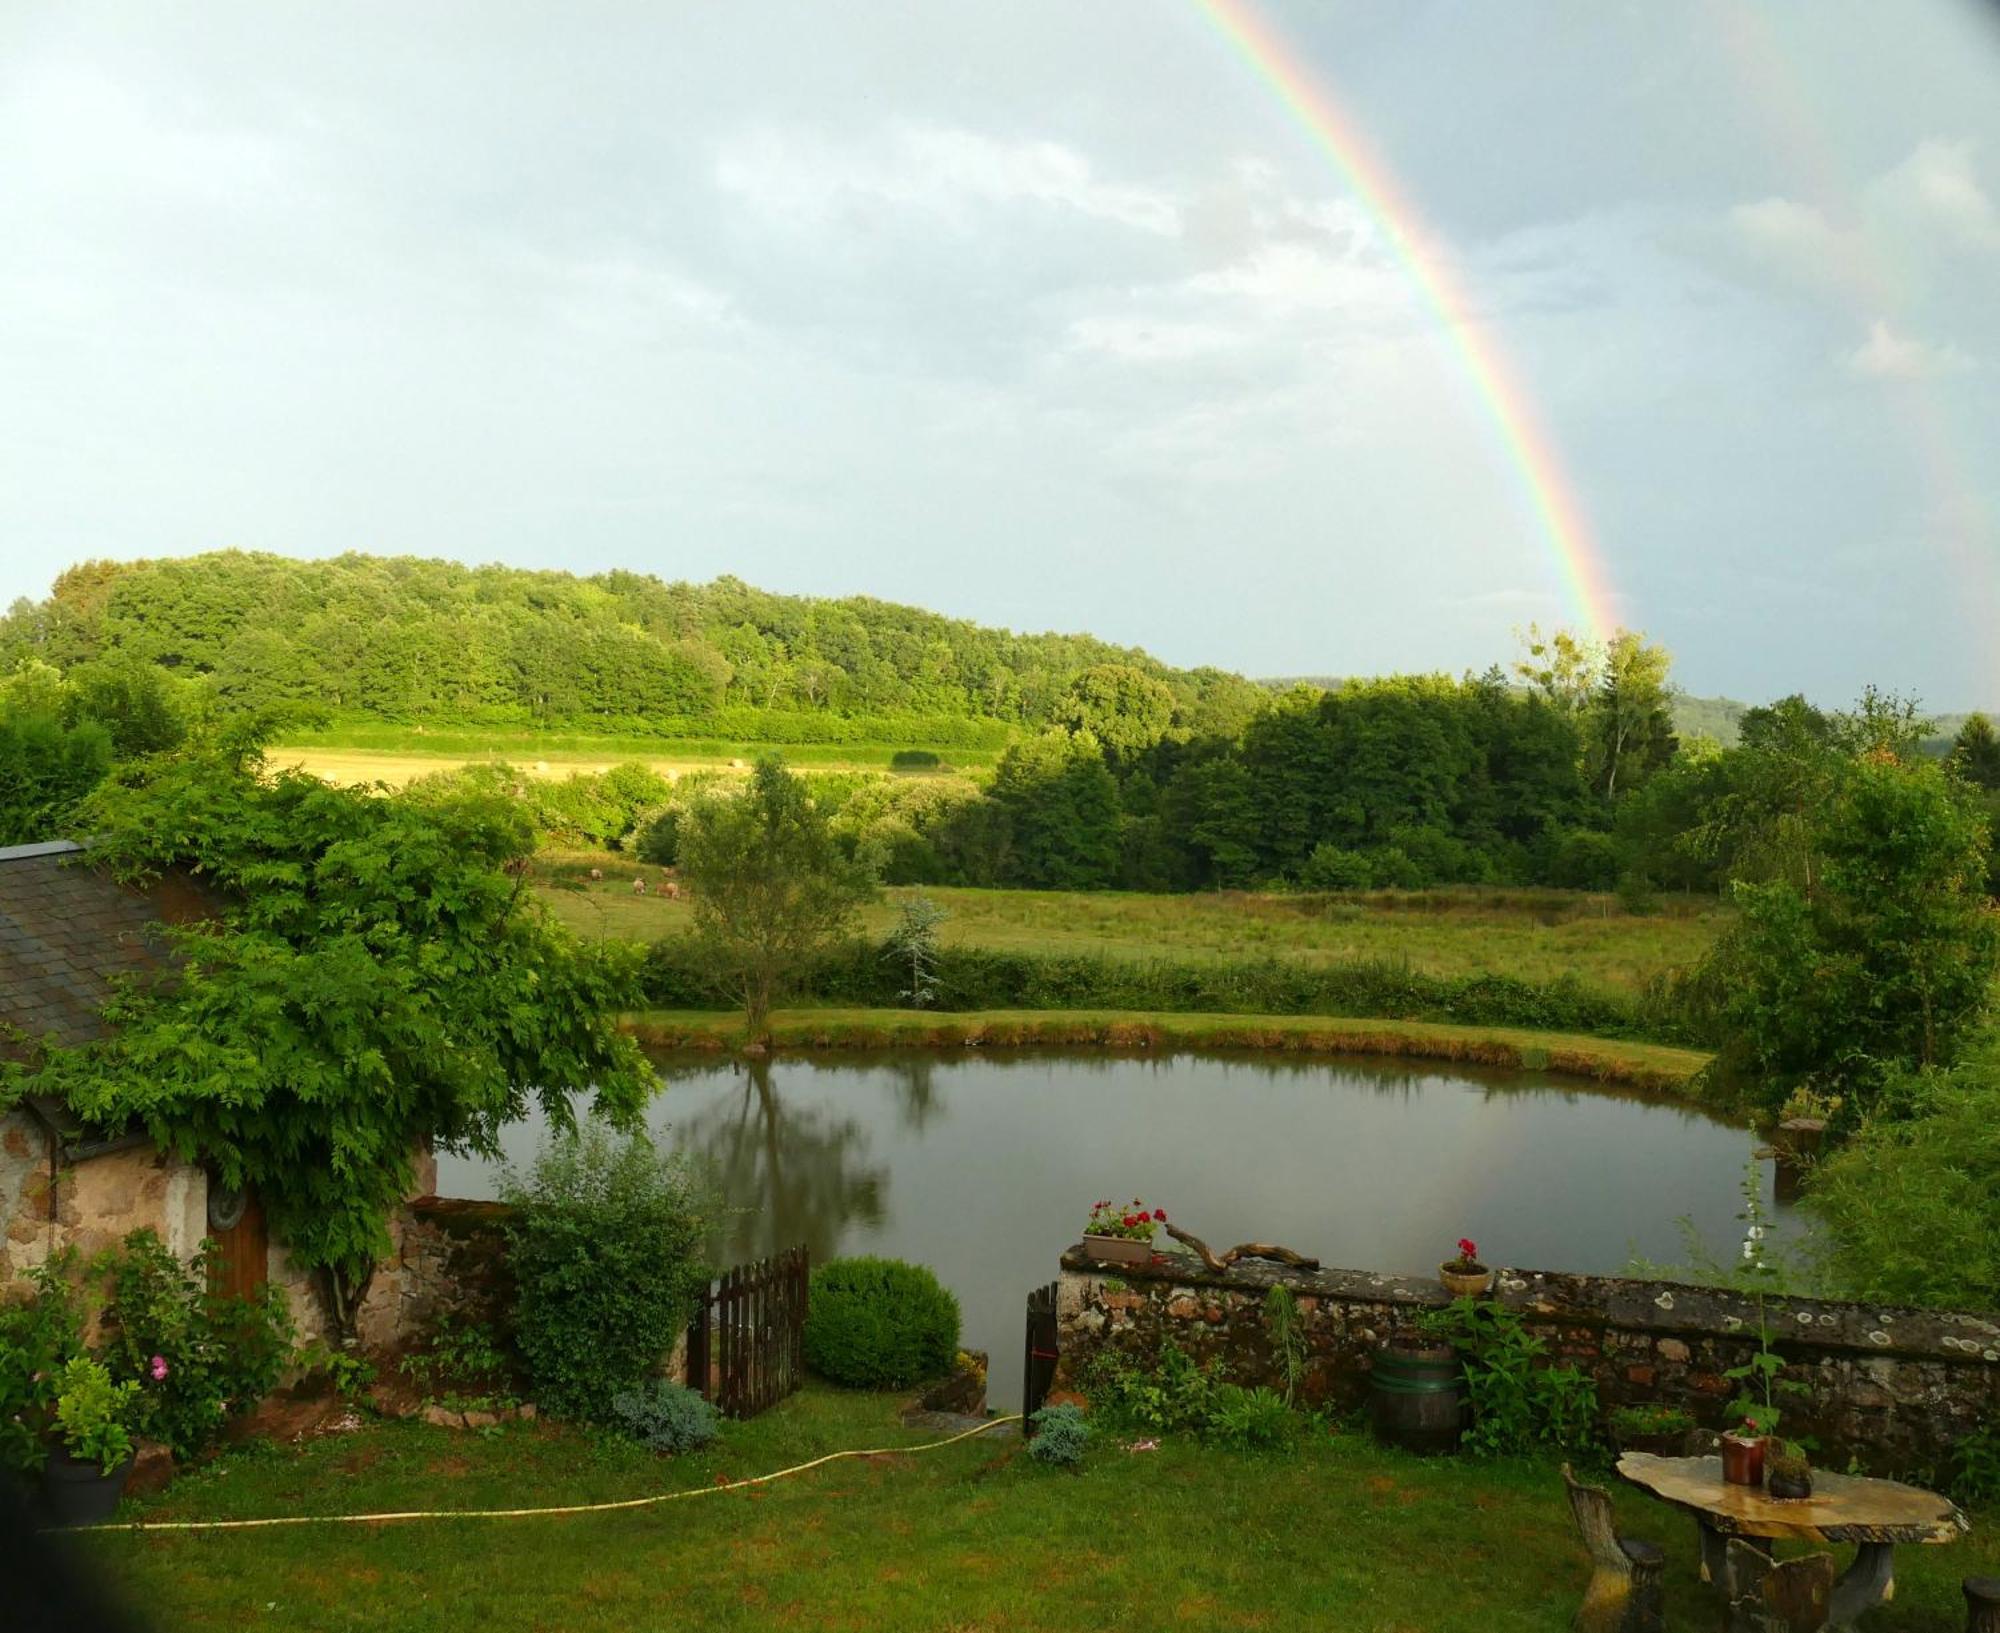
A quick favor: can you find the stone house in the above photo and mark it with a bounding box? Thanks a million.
[0,839,435,1343]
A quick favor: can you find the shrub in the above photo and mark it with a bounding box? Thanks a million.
[504,1127,710,1421]
[803,1258,960,1389]
[1206,1383,1294,1450]
[1547,828,1621,891]
[1419,1297,1600,1457]
[1296,844,1373,891]
[0,1254,85,1474]
[94,1229,294,1463]
[1027,1402,1091,1468]
[609,1378,720,1454]
[639,938,1667,1042]
[1809,1045,2000,1311]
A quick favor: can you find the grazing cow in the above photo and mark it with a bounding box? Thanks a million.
[661,879,681,900]
[587,868,603,881]
[632,876,647,895]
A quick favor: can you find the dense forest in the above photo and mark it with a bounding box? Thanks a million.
[0,552,1265,744]
[5,551,1999,904]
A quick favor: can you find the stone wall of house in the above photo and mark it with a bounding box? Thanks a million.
[1054,1248,2000,1473]
[0,1110,205,1282]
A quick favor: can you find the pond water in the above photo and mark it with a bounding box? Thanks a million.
[437,1050,1788,1407]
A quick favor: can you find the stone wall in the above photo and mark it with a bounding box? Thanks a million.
[0,1109,205,1281]
[1055,1248,2000,1473]
[353,1197,516,1355]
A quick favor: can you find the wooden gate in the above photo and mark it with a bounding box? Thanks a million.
[684,1246,808,1419]
[1023,1280,1059,1435]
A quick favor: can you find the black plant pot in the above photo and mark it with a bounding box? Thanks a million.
[40,1445,134,1527]
[1767,1469,1814,1501]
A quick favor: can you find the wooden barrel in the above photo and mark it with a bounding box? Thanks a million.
[1369,1343,1462,1455]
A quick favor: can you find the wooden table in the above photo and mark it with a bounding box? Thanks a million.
[1618,1453,1969,1628]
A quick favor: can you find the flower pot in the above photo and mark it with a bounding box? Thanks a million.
[1438,1263,1493,1299]
[1083,1234,1152,1266]
[1767,1467,1813,1500]
[1720,1433,1766,1488]
[41,1444,134,1527]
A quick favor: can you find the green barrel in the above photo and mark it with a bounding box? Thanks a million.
[1369,1343,1462,1455]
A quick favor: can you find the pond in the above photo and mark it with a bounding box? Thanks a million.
[436,1049,1791,1408]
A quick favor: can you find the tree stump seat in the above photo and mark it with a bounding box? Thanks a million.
[1562,1464,1665,1633]
[1966,1576,2000,1633]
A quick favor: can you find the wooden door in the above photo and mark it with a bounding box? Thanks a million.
[206,1182,268,1298]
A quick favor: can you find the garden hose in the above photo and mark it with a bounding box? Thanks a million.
[68,1414,1022,1535]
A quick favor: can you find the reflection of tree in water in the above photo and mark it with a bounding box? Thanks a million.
[886,1055,949,1132]
[672,1058,886,1266]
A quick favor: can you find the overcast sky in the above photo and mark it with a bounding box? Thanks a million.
[4,1,1998,706]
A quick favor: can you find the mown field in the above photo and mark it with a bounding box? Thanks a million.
[538,853,1724,997]
[268,733,1001,788]
[83,1388,1994,1633]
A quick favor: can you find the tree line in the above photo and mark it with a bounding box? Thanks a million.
[0,551,1265,740]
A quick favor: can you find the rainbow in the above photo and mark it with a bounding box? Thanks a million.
[1190,0,1619,644]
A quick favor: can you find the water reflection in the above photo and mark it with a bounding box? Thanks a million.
[435,1048,1791,1407]
[675,1058,887,1266]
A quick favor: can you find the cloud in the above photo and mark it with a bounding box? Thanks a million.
[1727,197,1869,289]
[1843,319,1974,380]
[1875,139,2000,256]
[714,122,1182,237]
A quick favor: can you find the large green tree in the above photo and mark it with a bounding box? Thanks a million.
[677,756,880,1037]
[3,746,654,1327]
[1693,749,1998,1114]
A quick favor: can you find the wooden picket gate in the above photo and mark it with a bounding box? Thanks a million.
[1022,1280,1060,1437]
[684,1246,809,1419]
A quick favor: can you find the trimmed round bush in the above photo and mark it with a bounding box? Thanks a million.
[803,1257,960,1389]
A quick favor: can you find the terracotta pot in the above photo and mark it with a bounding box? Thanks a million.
[1083,1234,1152,1266]
[41,1444,134,1527]
[1438,1263,1494,1299]
[1720,1433,1766,1487]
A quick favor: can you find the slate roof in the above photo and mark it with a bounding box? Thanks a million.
[0,840,179,1062]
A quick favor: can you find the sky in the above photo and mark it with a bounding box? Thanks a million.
[3,1,1998,707]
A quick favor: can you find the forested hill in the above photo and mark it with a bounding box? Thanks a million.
[0,552,1267,744]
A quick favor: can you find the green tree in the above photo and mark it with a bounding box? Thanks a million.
[678,756,880,1038]
[986,732,1123,889]
[1587,632,1676,800]
[0,712,112,844]
[3,747,653,1329]
[1512,624,1601,717]
[1950,712,2000,791]
[1054,664,1176,760]
[1692,751,1999,1114]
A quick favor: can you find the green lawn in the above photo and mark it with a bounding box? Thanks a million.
[542,867,1723,997]
[85,1388,1992,1631]
[626,1008,1712,1092]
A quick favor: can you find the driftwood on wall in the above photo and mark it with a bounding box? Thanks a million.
[1162,1221,1320,1273]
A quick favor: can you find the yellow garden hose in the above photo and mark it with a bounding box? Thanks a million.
[73,1414,1021,1535]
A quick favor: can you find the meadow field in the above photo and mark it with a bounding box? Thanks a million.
[538,851,1723,996]
[267,731,1001,788]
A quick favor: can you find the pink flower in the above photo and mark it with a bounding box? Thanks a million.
[149,1355,169,1382]
[1457,1238,1479,1262]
